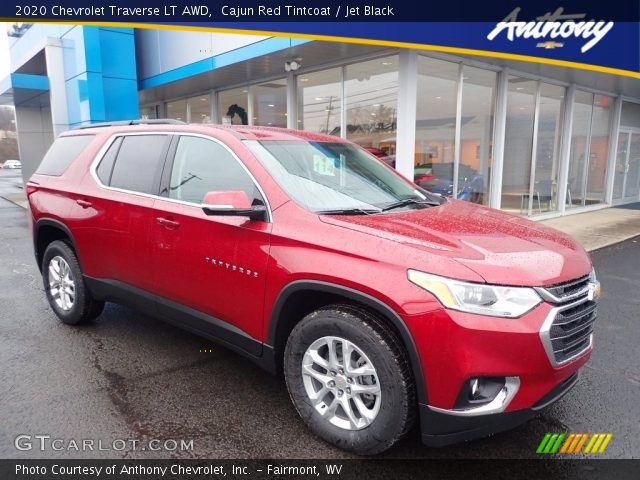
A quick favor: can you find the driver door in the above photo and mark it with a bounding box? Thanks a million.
[151,134,272,346]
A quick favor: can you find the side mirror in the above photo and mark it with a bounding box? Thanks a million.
[201,191,267,221]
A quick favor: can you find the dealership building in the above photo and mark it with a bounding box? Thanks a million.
[1,23,639,218]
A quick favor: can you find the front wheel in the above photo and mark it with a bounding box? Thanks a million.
[284,305,416,455]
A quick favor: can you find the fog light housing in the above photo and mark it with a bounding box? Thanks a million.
[455,377,509,409]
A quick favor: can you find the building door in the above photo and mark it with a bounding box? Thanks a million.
[613,129,640,203]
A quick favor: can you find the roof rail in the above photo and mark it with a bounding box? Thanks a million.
[75,119,186,130]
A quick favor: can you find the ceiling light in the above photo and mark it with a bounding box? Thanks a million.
[299,78,309,82]
[315,97,324,101]
[516,87,524,91]
[268,104,275,107]
[381,61,392,66]
[242,89,248,93]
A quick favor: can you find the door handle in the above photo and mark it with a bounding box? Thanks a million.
[156,217,180,229]
[76,199,92,209]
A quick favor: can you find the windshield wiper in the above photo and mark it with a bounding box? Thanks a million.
[381,198,440,212]
[316,207,382,215]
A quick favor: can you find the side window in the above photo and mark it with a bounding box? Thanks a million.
[109,135,169,194]
[36,135,95,176]
[169,136,264,205]
[95,137,122,185]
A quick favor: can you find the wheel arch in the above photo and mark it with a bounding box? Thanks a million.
[34,219,80,272]
[267,280,428,404]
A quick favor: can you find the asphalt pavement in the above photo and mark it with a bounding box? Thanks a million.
[0,168,638,460]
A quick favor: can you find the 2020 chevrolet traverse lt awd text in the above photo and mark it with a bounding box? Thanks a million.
[27,120,600,454]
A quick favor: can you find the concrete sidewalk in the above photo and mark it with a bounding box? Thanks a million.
[2,187,639,252]
[542,204,640,252]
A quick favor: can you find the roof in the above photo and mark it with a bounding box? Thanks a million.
[63,121,349,143]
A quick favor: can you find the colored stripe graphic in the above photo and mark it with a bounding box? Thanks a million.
[560,433,575,453]
[537,433,552,454]
[573,433,589,453]
[598,434,613,453]
[537,433,613,454]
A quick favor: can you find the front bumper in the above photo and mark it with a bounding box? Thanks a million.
[401,300,594,446]
[420,372,579,446]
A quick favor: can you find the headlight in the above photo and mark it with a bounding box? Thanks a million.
[408,270,542,318]
[588,267,601,300]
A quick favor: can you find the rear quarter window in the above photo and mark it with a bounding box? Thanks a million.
[36,135,95,176]
[108,135,170,195]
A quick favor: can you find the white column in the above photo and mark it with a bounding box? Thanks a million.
[210,90,218,124]
[395,50,418,180]
[489,69,508,209]
[557,84,576,215]
[604,95,623,204]
[286,71,296,129]
[44,37,69,135]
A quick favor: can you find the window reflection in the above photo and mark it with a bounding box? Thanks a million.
[500,78,536,213]
[166,99,187,122]
[187,95,211,124]
[345,56,398,168]
[251,79,287,128]
[459,66,496,205]
[297,68,342,136]
[219,87,249,125]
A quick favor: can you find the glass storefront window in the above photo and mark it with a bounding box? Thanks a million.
[187,95,211,124]
[531,83,565,214]
[251,79,287,128]
[459,66,496,205]
[415,57,458,193]
[585,95,613,203]
[621,101,640,128]
[500,77,537,213]
[140,105,158,120]
[345,56,398,166]
[567,90,593,207]
[567,91,613,207]
[219,87,249,125]
[297,68,342,136]
[166,99,187,122]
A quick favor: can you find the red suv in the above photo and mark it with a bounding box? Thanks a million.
[27,121,600,454]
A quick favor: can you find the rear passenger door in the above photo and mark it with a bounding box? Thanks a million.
[74,133,171,292]
[151,134,272,345]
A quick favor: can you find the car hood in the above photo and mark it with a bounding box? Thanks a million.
[319,199,591,287]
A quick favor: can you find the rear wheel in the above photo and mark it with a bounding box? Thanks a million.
[284,305,416,455]
[42,240,104,325]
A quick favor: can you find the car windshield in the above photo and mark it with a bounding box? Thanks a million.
[246,140,441,214]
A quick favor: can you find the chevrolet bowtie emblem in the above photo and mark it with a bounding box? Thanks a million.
[536,41,564,49]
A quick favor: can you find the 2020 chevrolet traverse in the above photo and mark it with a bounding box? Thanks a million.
[27,120,600,454]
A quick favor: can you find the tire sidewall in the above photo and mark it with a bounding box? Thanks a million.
[284,309,410,454]
[42,241,87,325]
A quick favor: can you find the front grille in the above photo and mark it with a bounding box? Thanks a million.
[539,276,598,366]
[549,300,597,364]
[544,275,590,302]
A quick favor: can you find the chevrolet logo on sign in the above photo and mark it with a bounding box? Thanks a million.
[537,41,564,49]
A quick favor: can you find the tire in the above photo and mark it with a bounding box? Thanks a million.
[42,240,104,325]
[284,304,416,455]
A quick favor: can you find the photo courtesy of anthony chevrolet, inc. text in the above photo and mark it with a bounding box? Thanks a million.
[0,0,638,478]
